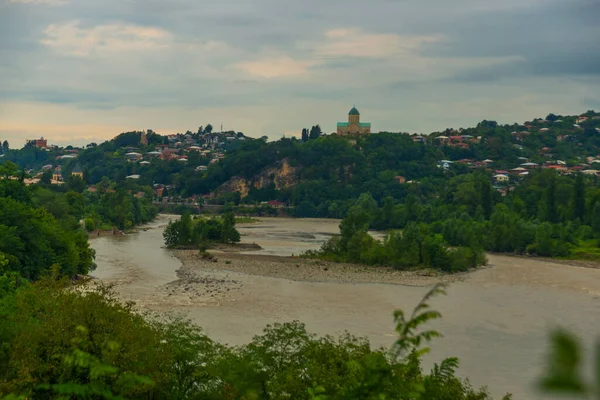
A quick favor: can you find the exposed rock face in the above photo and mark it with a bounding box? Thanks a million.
[216,158,299,198]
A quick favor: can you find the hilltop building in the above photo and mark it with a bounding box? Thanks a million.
[71,163,83,178]
[27,137,47,148]
[337,106,371,136]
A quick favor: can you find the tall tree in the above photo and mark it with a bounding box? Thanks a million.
[221,211,240,244]
[477,175,493,220]
[309,125,322,140]
[573,174,585,222]
[204,124,213,134]
[301,128,309,142]
[592,202,600,234]
[545,174,558,223]
[2,140,8,153]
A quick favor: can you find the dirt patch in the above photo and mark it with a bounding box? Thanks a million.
[174,250,468,287]
[161,267,243,302]
[487,252,600,270]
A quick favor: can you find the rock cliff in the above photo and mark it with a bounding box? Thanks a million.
[215,158,299,198]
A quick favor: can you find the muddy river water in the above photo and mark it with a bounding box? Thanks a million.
[90,215,600,399]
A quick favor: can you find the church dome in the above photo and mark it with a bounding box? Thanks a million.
[348,106,360,116]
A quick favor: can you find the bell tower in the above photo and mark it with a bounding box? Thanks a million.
[348,105,360,124]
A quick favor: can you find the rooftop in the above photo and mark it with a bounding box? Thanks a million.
[348,106,360,116]
[337,122,371,128]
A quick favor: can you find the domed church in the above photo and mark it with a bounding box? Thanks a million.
[336,106,371,136]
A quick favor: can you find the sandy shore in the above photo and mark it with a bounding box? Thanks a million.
[173,250,469,287]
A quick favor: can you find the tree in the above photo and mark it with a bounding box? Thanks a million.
[545,174,558,223]
[545,113,559,122]
[1,140,8,154]
[301,128,309,142]
[221,211,240,244]
[592,202,600,235]
[0,161,18,178]
[67,175,86,193]
[205,124,213,134]
[478,175,493,220]
[573,174,585,222]
[197,126,204,135]
[309,125,322,140]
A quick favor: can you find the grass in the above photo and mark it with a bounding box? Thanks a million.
[568,239,600,261]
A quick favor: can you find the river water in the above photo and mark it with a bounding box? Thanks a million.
[90,215,600,399]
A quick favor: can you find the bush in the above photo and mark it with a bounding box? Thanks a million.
[84,217,96,232]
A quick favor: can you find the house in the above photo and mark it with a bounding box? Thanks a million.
[521,162,539,168]
[438,160,453,170]
[395,175,406,184]
[161,148,178,160]
[126,174,140,179]
[544,165,568,172]
[582,170,600,176]
[576,116,588,124]
[87,186,97,193]
[456,159,473,165]
[27,137,47,148]
[267,200,285,208]
[52,168,63,182]
[412,135,426,143]
[195,165,208,172]
[60,154,77,160]
[125,152,142,162]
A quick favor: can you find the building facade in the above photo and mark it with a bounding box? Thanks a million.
[337,106,371,136]
[27,137,47,148]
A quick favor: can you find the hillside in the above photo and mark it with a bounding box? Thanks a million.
[2,111,600,216]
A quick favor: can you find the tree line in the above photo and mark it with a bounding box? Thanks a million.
[163,211,240,249]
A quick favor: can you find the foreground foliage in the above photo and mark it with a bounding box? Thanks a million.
[0,280,510,400]
[0,177,95,280]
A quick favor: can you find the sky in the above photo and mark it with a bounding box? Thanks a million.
[1,0,599,147]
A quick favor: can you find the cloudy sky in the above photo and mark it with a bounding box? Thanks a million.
[1,0,599,146]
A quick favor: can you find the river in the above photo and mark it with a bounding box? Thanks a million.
[90,215,600,399]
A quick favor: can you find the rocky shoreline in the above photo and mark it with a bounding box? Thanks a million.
[173,250,470,287]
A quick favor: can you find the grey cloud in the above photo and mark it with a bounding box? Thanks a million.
[421,0,600,80]
[2,0,599,135]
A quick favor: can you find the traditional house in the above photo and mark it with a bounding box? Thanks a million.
[267,200,285,208]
